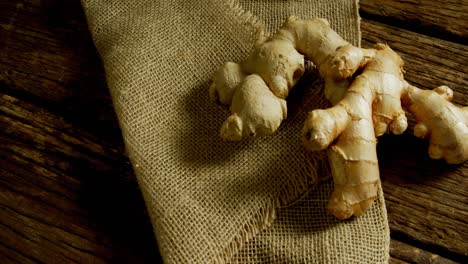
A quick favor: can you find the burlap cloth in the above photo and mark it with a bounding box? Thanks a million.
[82,0,390,263]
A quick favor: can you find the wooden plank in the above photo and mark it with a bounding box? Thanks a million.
[0,0,103,103]
[389,258,407,264]
[0,1,162,262]
[0,93,161,263]
[361,19,468,259]
[0,240,38,264]
[0,0,120,148]
[360,0,468,39]
[390,240,458,264]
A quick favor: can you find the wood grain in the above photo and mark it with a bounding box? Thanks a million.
[0,0,121,147]
[390,240,458,264]
[0,0,161,263]
[360,0,468,40]
[0,93,161,263]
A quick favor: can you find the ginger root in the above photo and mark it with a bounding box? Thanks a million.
[211,16,468,219]
[302,43,407,219]
[294,20,468,219]
[217,74,287,141]
[403,85,468,163]
[210,27,305,140]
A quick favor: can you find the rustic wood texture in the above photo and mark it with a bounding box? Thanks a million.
[389,240,458,264]
[0,0,160,263]
[0,0,467,263]
[0,93,160,263]
[360,0,468,40]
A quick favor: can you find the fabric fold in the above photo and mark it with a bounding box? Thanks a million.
[82,0,389,263]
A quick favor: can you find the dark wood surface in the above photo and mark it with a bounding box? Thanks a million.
[1,0,466,263]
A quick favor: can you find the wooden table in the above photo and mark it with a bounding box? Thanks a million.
[1,1,466,263]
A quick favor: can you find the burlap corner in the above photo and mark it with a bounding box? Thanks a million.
[82,0,390,263]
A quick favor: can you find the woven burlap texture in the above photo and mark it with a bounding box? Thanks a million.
[82,0,390,263]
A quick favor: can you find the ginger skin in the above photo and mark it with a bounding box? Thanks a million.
[302,44,407,219]
[210,26,305,140]
[218,74,287,141]
[293,20,468,219]
[211,16,467,219]
[403,85,468,163]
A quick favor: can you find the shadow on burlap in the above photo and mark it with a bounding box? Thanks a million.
[81,0,390,263]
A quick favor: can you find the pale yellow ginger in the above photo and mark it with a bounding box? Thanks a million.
[210,25,305,140]
[218,74,287,141]
[210,62,246,106]
[294,20,468,219]
[302,44,408,219]
[211,16,468,219]
[403,85,468,163]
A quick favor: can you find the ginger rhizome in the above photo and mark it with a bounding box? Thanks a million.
[403,85,468,163]
[283,17,467,219]
[210,34,304,140]
[211,17,468,219]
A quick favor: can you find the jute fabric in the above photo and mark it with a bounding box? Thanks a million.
[82,0,390,263]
